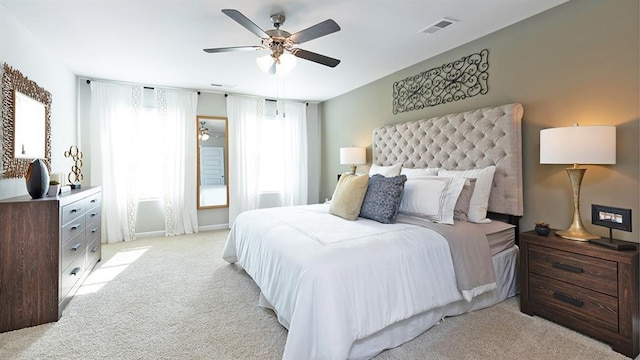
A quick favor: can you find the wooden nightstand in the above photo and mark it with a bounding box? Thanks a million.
[520,230,639,358]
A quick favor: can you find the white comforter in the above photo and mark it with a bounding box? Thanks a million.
[222,204,468,360]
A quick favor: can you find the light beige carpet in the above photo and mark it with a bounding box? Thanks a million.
[0,230,634,360]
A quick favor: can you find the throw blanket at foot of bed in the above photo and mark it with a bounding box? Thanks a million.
[222,204,497,360]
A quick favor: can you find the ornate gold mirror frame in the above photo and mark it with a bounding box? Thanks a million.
[2,63,52,178]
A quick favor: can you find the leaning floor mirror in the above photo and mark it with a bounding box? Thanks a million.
[196,115,229,209]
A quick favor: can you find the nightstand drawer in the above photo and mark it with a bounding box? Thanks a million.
[529,273,618,333]
[529,244,617,296]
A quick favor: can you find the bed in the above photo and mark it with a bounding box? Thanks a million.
[223,103,524,359]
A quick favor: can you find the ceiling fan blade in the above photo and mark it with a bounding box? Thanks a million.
[293,49,341,68]
[203,46,264,53]
[288,19,340,44]
[222,9,269,38]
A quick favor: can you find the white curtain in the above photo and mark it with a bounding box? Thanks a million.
[90,81,198,243]
[227,95,308,226]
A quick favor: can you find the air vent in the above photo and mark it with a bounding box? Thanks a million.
[418,17,458,35]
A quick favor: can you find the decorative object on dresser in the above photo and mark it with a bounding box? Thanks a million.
[539,124,616,241]
[339,146,366,174]
[0,187,102,333]
[25,158,50,199]
[392,49,489,114]
[64,145,84,189]
[520,230,639,358]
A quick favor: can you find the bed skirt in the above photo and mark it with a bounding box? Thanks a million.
[348,244,518,359]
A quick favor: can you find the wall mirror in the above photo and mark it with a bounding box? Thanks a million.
[196,115,229,209]
[2,63,52,178]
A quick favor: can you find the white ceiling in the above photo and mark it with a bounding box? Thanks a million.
[1,0,569,102]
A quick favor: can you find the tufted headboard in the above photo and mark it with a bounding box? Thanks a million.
[372,103,524,217]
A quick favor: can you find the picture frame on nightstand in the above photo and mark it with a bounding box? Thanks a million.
[589,204,636,251]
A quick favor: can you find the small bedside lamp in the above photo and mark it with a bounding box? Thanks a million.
[540,124,616,241]
[340,147,366,175]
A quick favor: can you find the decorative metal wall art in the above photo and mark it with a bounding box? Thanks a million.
[392,49,489,114]
[2,63,52,178]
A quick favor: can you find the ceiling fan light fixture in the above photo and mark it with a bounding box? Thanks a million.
[256,52,297,76]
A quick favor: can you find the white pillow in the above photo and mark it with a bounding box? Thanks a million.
[400,167,439,178]
[399,176,466,225]
[369,163,402,177]
[438,166,496,223]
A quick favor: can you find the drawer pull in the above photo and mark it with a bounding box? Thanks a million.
[71,224,81,230]
[91,246,98,253]
[552,262,583,274]
[90,199,97,203]
[553,291,584,308]
[91,227,98,234]
[90,212,97,218]
[70,267,81,276]
[71,243,81,251]
[70,208,78,213]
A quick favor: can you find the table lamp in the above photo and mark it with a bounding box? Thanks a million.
[340,147,366,175]
[540,124,616,241]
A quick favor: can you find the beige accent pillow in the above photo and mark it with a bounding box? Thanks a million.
[330,173,370,220]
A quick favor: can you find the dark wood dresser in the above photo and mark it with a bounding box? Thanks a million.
[520,230,639,358]
[0,186,102,332]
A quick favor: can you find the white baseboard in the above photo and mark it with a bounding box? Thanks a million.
[198,224,229,232]
[134,224,229,239]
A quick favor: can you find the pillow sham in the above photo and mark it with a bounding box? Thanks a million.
[438,166,496,223]
[453,178,476,222]
[359,174,407,224]
[398,176,466,225]
[329,173,370,221]
[400,167,439,178]
[369,163,402,177]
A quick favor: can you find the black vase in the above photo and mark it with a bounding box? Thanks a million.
[25,159,50,199]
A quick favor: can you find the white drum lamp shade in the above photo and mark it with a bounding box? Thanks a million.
[340,147,366,174]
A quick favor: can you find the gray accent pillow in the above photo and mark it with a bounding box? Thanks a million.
[359,174,407,224]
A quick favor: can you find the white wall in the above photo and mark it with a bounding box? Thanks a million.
[0,5,77,200]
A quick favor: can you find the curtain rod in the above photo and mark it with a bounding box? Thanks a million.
[83,77,201,95]
[224,93,308,106]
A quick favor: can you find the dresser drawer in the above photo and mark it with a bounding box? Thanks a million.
[86,237,101,269]
[61,234,85,273]
[60,254,85,302]
[529,273,618,333]
[61,199,86,226]
[529,244,617,296]
[61,216,86,244]
[85,192,101,211]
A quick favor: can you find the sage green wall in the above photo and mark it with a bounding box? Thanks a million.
[320,0,640,242]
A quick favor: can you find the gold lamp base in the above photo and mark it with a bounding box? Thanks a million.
[556,167,599,242]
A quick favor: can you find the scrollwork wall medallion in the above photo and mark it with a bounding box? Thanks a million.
[2,63,52,178]
[392,49,489,114]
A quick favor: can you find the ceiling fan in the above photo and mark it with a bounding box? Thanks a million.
[203,9,341,75]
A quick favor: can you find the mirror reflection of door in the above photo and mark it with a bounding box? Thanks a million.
[196,116,229,209]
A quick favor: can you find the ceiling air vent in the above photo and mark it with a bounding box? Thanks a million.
[418,17,458,35]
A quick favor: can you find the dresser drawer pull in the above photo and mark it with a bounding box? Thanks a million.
[71,243,81,251]
[90,212,98,218]
[91,228,98,234]
[553,291,584,308]
[70,267,81,276]
[91,246,98,253]
[71,224,81,231]
[90,199,97,203]
[552,262,583,274]
[70,207,82,214]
